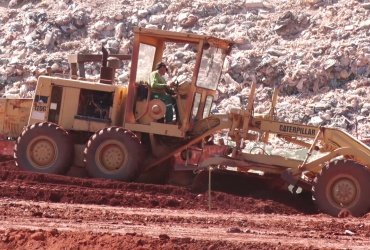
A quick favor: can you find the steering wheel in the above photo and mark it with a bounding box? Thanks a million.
[166,80,179,95]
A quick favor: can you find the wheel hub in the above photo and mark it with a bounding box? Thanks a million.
[96,140,128,173]
[330,177,358,207]
[28,137,57,168]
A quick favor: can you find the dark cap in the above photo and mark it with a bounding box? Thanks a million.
[155,62,168,71]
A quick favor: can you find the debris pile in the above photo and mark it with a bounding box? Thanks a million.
[0,0,370,138]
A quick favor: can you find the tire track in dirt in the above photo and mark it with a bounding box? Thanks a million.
[0,199,369,249]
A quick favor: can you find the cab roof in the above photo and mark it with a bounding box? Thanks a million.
[133,27,234,50]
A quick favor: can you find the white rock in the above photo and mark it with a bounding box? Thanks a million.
[19,84,28,98]
[114,14,124,21]
[25,76,38,85]
[149,15,165,25]
[178,13,189,23]
[145,24,158,29]
[51,63,61,72]
[44,33,53,46]
[138,10,149,18]
[55,14,72,26]
[119,40,131,54]
[359,20,370,29]
[219,16,230,24]
[93,20,107,31]
[309,116,323,126]
[115,23,125,39]
[306,0,321,4]
[210,24,226,32]
[319,111,332,121]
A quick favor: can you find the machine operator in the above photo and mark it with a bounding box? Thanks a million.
[148,62,178,123]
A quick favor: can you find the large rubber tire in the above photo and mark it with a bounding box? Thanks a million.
[14,122,73,174]
[84,127,143,181]
[312,160,370,217]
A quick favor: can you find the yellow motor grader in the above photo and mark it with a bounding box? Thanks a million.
[0,27,234,184]
[0,27,369,217]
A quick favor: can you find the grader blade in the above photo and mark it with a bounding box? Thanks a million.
[167,169,197,187]
[191,169,286,195]
[136,156,175,184]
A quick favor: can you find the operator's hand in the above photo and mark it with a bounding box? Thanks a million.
[165,84,176,95]
[169,82,175,88]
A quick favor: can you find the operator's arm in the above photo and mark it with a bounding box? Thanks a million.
[149,71,168,93]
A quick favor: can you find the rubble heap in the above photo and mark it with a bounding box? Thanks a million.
[1,0,370,139]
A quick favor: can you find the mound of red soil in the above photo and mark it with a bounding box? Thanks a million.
[0,161,369,249]
[0,161,316,215]
[0,228,289,250]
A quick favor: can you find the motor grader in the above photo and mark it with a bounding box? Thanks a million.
[0,27,234,184]
[0,27,369,217]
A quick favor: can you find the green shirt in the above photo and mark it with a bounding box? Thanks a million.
[148,70,167,94]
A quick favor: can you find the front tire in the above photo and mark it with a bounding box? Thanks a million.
[15,122,73,174]
[312,160,370,217]
[84,127,143,181]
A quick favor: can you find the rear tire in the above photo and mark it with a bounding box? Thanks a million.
[84,127,143,181]
[15,122,73,174]
[312,160,370,217]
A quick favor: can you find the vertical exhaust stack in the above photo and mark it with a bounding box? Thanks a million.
[99,46,119,84]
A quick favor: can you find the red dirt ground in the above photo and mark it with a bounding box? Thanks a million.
[0,160,369,249]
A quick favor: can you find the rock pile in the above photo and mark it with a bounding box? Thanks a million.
[0,0,370,139]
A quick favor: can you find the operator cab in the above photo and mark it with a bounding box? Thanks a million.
[124,27,233,138]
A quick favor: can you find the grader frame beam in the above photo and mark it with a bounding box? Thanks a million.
[199,81,370,186]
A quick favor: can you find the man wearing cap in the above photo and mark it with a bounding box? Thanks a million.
[148,62,176,123]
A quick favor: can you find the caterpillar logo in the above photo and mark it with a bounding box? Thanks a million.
[279,125,316,136]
